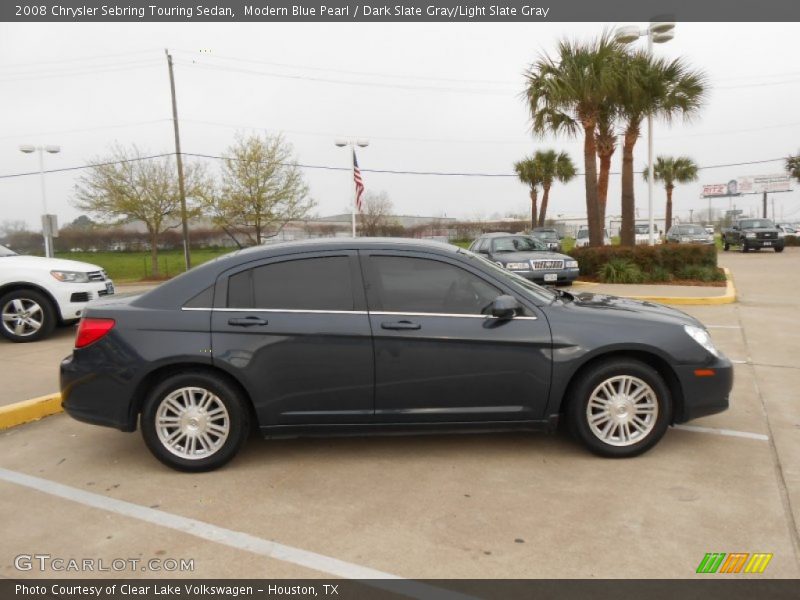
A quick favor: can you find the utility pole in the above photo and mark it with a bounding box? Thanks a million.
[689,209,694,223]
[762,191,768,219]
[165,49,191,270]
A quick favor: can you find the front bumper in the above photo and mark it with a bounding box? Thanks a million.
[512,268,580,284]
[53,280,115,321]
[673,354,734,422]
[744,238,783,249]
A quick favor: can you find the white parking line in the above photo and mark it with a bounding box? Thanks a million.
[673,424,769,441]
[705,325,742,329]
[0,467,473,600]
[730,359,749,364]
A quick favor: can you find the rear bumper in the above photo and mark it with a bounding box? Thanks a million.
[673,355,734,423]
[60,349,138,432]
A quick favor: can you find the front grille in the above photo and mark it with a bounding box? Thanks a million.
[87,270,106,281]
[70,292,91,303]
[758,232,776,239]
[531,259,564,270]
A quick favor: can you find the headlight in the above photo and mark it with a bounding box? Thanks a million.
[51,270,90,283]
[681,236,691,242]
[684,325,720,358]
[505,262,529,270]
[565,260,578,269]
[745,233,756,239]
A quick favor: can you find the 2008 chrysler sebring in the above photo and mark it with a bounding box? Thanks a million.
[61,239,732,471]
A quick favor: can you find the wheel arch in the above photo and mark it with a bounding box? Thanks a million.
[127,362,258,432]
[0,282,61,320]
[557,350,685,424]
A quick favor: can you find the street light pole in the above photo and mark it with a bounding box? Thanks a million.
[20,144,60,258]
[614,21,675,246]
[334,138,369,237]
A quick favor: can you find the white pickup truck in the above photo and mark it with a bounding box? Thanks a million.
[0,244,114,342]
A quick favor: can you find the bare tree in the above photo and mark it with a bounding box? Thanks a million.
[203,134,314,246]
[73,144,205,277]
[359,191,395,237]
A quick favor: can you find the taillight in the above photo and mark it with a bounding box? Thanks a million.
[75,318,115,348]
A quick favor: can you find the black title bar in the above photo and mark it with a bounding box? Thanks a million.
[3,0,800,22]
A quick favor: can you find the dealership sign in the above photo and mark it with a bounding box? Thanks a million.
[702,174,792,197]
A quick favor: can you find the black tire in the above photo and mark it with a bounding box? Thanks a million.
[775,246,784,253]
[141,371,251,472]
[723,241,730,251]
[566,359,672,458]
[741,244,749,253]
[0,288,57,343]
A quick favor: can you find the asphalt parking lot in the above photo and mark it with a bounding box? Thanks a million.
[0,250,798,579]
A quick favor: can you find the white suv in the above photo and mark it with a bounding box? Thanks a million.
[0,244,114,342]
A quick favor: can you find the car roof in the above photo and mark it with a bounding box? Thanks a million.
[479,232,529,238]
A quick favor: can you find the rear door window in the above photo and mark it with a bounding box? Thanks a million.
[227,256,354,311]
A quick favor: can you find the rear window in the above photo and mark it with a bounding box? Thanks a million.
[227,256,354,311]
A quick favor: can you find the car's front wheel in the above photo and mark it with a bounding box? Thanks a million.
[567,359,671,458]
[0,288,56,343]
[141,372,250,472]
[775,246,784,253]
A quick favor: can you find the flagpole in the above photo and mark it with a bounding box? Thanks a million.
[352,147,357,237]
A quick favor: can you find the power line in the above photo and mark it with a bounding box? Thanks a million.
[0,153,788,180]
[0,119,172,141]
[0,49,160,70]
[0,60,162,82]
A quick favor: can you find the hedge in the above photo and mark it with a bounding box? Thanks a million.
[568,244,718,279]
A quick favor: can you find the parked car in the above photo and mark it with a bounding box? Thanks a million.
[61,238,732,471]
[574,228,611,248]
[0,244,114,342]
[704,226,715,235]
[530,227,562,251]
[666,224,715,245]
[721,218,784,253]
[776,224,799,238]
[468,233,579,285]
[634,224,663,245]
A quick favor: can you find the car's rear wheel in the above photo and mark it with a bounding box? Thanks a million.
[723,240,730,251]
[0,289,56,343]
[141,372,250,472]
[775,246,784,253]
[567,359,671,458]
[741,244,749,253]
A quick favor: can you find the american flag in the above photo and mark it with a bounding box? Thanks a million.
[353,149,365,212]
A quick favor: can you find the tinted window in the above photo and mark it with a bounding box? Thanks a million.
[184,286,214,308]
[228,256,354,311]
[370,256,500,315]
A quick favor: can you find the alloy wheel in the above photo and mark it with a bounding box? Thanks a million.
[586,375,659,447]
[155,387,230,460]
[1,298,43,338]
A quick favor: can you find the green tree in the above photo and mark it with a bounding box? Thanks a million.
[204,133,314,246]
[73,145,205,277]
[525,33,622,246]
[786,152,800,182]
[643,156,699,232]
[617,51,707,246]
[514,157,545,228]
[535,150,577,226]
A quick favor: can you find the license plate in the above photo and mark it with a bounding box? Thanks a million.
[105,282,115,294]
[763,241,772,246]
[544,273,558,282]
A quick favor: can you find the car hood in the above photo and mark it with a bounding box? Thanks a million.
[1,255,104,273]
[568,291,701,327]
[495,251,571,262]
[742,228,779,233]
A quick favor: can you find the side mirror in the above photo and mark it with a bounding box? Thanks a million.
[478,248,489,255]
[491,295,520,320]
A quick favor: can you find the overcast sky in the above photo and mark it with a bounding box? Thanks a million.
[1,21,799,231]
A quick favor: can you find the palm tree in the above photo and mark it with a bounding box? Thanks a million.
[787,152,800,182]
[616,50,707,246]
[536,150,577,226]
[595,106,618,228]
[526,33,622,247]
[514,157,544,228]
[643,156,699,231]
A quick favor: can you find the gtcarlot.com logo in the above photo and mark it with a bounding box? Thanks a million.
[696,552,773,574]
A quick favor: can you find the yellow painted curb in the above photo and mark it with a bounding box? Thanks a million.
[625,267,736,306]
[572,280,599,287]
[0,393,63,430]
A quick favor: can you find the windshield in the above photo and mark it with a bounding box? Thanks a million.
[492,236,546,253]
[680,226,707,235]
[457,247,556,303]
[0,245,18,257]
[532,230,558,239]
[577,230,589,239]
[634,225,650,234]
[739,219,774,229]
